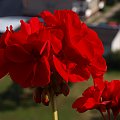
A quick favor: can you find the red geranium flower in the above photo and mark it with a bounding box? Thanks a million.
[3,17,69,98]
[1,10,106,89]
[0,10,107,106]
[41,10,107,87]
[72,85,109,113]
[5,17,51,87]
[102,80,120,120]
[73,80,120,120]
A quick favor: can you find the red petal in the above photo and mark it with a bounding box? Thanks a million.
[68,64,90,82]
[51,35,62,54]
[82,98,96,110]
[73,97,96,113]
[10,30,28,45]
[72,97,86,108]
[82,86,95,97]
[51,29,64,43]
[75,38,94,61]
[41,11,59,26]
[93,77,105,90]
[53,56,68,82]
[90,56,107,78]
[54,10,81,28]
[31,56,50,87]
[20,20,31,35]
[40,40,50,57]
[9,62,34,88]
[6,44,32,63]
[3,30,11,46]
[29,17,43,33]
[87,28,104,55]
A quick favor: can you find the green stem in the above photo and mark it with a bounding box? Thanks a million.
[100,111,106,120]
[51,90,58,120]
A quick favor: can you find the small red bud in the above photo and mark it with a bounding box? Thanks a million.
[61,83,70,96]
[41,89,50,106]
[33,87,43,103]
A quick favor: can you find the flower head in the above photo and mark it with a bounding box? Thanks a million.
[41,10,107,88]
[102,80,120,119]
[73,80,120,120]
[72,85,108,113]
[0,10,107,105]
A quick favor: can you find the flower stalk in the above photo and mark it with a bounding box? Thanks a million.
[51,89,58,120]
[100,111,106,120]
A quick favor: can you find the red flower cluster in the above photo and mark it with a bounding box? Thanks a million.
[72,80,120,120]
[0,10,106,104]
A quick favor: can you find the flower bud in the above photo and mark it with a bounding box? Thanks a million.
[61,83,70,96]
[33,87,43,103]
[41,89,50,106]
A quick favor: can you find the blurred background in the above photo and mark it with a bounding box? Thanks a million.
[0,0,120,120]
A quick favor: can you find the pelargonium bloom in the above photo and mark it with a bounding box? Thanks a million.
[41,10,107,88]
[5,17,51,87]
[72,80,120,120]
[0,10,107,105]
[1,17,70,104]
[72,85,109,113]
[102,80,120,120]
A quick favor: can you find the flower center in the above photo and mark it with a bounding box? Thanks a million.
[31,48,40,61]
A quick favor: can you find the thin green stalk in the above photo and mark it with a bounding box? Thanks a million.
[51,90,58,120]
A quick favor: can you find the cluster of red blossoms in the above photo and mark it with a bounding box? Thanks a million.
[72,80,120,120]
[1,10,116,118]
